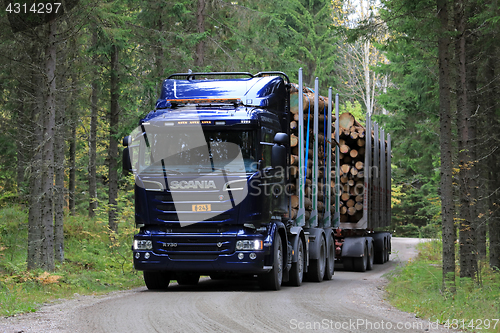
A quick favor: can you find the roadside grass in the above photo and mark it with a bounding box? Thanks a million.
[386,240,500,332]
[0,205,144,317]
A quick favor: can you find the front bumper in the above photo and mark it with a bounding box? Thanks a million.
[133,250,271,273]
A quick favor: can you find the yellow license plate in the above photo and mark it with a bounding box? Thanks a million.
[192,204,211,212]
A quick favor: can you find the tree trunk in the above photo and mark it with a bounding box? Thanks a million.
[89,30,99,218]
[27,52,43,270]
[40,19,57,271]
[54,57,66,264]
[195,0,206,67]
[108,44,119,232]
[68,69,77,216]
[455,0,477,278]
[437,0,455,291]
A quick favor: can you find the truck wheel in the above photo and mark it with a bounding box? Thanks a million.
[374,236,385,264]
[324,234,335,280]
[367,241,374,271]
[306,236,326,282]
[176,273,200,286]
[385,237,391,262]
[258,235,283,290]
[288,238,304,286]
[144,271,171,290]
[353,243,368,272]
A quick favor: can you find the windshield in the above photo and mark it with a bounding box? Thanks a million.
[134,127,256,174]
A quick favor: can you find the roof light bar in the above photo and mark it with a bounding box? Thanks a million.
[166,98,242,105]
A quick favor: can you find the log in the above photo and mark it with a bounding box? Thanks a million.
[291,195,299,208]
[304,197,312,210]
[290,121,298,131]
[355,161,364,170]
[357,138,365,147]
[290,134,298,147]
[291,208,298,219]
[350,131,359,140]
[346,199,355,208]
[340,144,350,154]
[355,195,364,202]
[340,206,348,215]
[341,192,350,201]
[355,202,363,211]
[341,164,350,174]
[347,207,357,215]
[290,91,309,114]
[340,175,349,183]
[350,149,358,159]
[350,167,358,177]
[305,186,311,196]
[291,154,298,166]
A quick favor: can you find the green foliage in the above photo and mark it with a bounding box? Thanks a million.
[386,241,500,332]
[393,224,420,238]
[0,205,142,317]
[340,100,365,125]
[373,0,442,231]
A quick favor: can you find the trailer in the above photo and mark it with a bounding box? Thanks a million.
[123,69,391,290]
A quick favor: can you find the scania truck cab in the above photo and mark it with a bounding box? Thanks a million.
[123,72,318,290]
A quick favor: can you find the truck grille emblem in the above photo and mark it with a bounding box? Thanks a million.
[217,242,223,248]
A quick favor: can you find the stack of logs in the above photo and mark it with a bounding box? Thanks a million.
[288,83,368,223]
[336,112,366,223]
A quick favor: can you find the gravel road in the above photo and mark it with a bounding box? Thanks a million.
[0,237,455,333]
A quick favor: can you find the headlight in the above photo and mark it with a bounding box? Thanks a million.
[236,240,263,251]
[133,239,152,250]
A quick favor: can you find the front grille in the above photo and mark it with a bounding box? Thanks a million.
[154,236,233,257]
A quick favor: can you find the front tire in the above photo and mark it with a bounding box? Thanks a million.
[258,235,283,290]
[324,234,335,280]
[144,271,171,290]
[288,238,305,286]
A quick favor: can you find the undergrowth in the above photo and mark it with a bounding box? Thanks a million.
[0,203,143,317]
[386,240,500,332]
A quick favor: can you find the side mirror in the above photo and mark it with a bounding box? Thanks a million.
[122,135,131,147]
[122,148,132,174]
[273,132,288,146]
[271,144,286,169]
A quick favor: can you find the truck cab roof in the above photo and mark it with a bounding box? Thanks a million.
[155,74,287,111]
